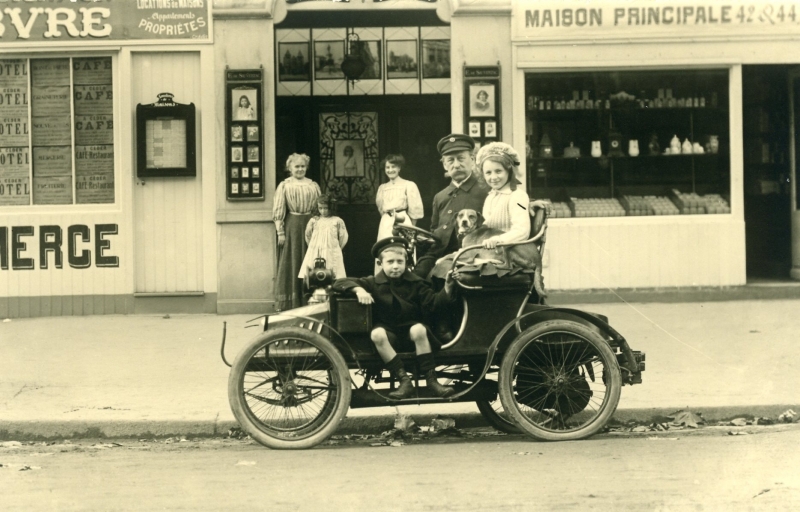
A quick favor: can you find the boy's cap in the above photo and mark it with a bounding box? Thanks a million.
[437,133,476,156]
[372,236,408,258]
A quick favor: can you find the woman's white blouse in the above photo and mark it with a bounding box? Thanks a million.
[482,187,531,243]
[375,177,424,220]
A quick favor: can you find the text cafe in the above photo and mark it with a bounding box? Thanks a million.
[0,0,216,318]
[508,0,800,290]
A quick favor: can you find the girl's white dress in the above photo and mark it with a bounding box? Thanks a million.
[375,177,424,240]
[482,186,531,244]
[298,215,349,279]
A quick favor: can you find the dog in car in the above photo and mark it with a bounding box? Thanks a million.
[454,208,546,297]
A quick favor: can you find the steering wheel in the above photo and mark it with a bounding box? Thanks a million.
[392,224,437,244]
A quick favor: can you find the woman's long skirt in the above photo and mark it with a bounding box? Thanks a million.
[275,212,312,311]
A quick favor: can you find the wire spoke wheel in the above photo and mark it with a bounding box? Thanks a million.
[499,320,621,441]
[228,327,351,449]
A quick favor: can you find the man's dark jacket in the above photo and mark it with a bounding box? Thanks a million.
[428,172,490,258]
[332,270,453,329]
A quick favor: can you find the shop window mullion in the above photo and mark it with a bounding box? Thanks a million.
[69,57,76,205]
[26,58,33,206]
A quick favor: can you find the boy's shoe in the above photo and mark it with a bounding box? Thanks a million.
[388,370,414,399]
[425,369,455,398]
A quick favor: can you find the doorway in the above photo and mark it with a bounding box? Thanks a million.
[742,65,792,280]
[275,95,451,278]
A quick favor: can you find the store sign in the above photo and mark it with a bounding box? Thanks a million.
[0,0,210,44]
[513,1,800,40]
[0,224,119,270]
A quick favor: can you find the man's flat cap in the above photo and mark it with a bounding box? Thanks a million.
[437,133,476,156]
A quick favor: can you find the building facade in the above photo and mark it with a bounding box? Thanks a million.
[1,0,799,318]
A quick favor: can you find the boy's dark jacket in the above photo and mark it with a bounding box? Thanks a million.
[332,270,453,328]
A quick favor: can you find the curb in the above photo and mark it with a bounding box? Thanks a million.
[2,405,797,441]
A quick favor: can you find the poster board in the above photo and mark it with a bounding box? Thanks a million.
[463,65,502,148]
[226,69,265,201]
[136,93,196,177]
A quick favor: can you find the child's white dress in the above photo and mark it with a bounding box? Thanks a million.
[298,216,349,279]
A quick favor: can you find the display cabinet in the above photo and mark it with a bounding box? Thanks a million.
[525,69,731,218]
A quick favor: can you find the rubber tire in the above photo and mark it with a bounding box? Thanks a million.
[228,327,351,450]
[469,363,521,434]
[476,399,521,434]
[499,320,621,441]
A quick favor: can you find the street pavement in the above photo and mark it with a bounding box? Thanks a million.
[1,298,799,440]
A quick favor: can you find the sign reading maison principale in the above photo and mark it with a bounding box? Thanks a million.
[0,0,210,44]
[513,1,800,40]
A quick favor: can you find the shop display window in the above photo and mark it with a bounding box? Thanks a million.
[0,56,115,207]
[525,69,730,218]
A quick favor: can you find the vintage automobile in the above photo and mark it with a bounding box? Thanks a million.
[220,204,645,449]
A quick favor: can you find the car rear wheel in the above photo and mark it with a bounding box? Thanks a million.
[499,320,621,441]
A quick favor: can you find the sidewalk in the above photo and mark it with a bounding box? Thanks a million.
[1,297,799,440]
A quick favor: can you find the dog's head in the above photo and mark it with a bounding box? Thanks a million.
[456,209,484,235]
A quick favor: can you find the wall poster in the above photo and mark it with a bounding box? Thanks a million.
[226,69,264,201]
[0,56,116,206]
[463,65,501,147]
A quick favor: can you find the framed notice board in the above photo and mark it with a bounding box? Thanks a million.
[136,93,196,177]
[226,69,265,200]
[463,65,501,149]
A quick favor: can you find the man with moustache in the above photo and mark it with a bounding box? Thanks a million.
[413,133,490,280]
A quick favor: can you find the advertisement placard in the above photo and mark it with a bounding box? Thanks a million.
[32,117,71,146]
[33,146,72,177]
[76,146,114,174]
[31,86,70,116]
[74,85,113,116]
[33,176,72,205]
[75,116,114,146]
[0,1,211,44]
[76,171,114,204]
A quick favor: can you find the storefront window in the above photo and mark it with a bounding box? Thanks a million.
[0,56,114,207]
[525,69,730,217]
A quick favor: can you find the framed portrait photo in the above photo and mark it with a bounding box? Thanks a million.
[242,167,250,178]
[253,182,260,195]
[247,145,259,163]
[246,125,259,142]
[231,125,243,142]
[252,166,260,178]
[231,146,243,162]
[231,166,239,178]
[334,139,365,178]
[469,83,495,117]
[485,121,497,138]
[278,41,311,82]
[242,182,250,194]
[232,87,257,122]
[386,40,418,79]
[231,183,239,195]
[468,121,481,138]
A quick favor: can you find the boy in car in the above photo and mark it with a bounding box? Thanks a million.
[332,236,457,399]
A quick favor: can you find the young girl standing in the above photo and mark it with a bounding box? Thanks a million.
[476,142,531,249]
[299,194,349,280]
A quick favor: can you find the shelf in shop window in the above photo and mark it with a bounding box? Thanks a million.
[526,106,728,117]
[528,153,721,163]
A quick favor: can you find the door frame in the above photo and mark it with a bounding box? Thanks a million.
[787,68,800,279]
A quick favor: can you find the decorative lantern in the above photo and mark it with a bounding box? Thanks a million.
[341,33,366,84]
